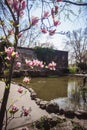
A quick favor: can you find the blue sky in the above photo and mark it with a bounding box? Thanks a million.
[35,3,87,50]
[20,1,86,50]
[0,0,87,51]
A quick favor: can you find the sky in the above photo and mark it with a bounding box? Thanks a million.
[0,0,87,51]
[18,1,87,50]
[31,2,87,51]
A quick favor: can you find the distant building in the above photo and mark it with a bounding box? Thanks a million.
[15,47,68,71]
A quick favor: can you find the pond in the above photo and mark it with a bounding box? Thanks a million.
[13,76,87,111]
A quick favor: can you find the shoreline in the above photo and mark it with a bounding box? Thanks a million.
[0,80,87,130]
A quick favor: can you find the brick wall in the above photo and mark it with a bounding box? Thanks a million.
[15,47,68,70]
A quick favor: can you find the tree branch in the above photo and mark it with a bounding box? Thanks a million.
[19,25,31,33]
[5,0,16,21]
[63,0,87,6]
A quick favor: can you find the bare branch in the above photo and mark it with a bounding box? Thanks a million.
[5,0,16,21]
[63,0,87,6]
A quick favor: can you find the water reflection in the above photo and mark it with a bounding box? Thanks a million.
[53,79,87,111]
[13,76,87,111]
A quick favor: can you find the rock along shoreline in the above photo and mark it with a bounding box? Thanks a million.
[18,82,87,120]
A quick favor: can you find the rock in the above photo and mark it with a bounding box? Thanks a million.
[49,118,58,128]
[39,101,48,109]
[75,110,87,119]
[50,113,58,118]
[31,92,37,100]
[59,120,73,130]
[35,98,41,105]
[46,102,59,113]
[64,110,75,118]
[29,88,34,93]
[59,108,65,115]
[35,116,50,130]
[75,111,83,119]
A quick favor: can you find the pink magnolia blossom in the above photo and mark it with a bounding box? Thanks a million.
[23,77,31,84]
[25,59,33,67]
[32,59,37,66]
[49,29,56,36]
[15,52,19,58]
[8,0,26,15]
[13,0,19,12]
[51,6,59,17]
[18,32,22,38]
[12,105,18,111]
[43,11,49,19]
[8,0,26,14]
[32,59,44,68]
[16,62,21,68]
[5,47,14,60]
[53,20,61,26]
[17,87,23,93]
[21,0,26,10]
[5,47,14,55]
[51,8,55,18]
[37,61,44,68]
[48,61,56,70]
[32,59,40,67]
[25,59,44,68]
[22,106,31,116]
[19,10,24,17]
[41,28,47,33]
[9,104,19,114]
[5,47,19,60]
[6,56,11,60]
[8,29,14,35]
[25,59,36,68]
[31,17,39,26]
[25,59,29,66]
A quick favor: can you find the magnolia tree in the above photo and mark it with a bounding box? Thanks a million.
[0,0,87,129]
[0,0,59,129]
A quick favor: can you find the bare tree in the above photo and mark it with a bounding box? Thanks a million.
[64,28,87,69]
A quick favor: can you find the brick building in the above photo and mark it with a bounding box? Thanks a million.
[16,47,68,71]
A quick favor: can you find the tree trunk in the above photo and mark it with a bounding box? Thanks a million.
[0,86,10,129]
[0,59,14,130]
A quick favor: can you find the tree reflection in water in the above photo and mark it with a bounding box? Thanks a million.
[54,79,87,111]
[67,79,87,110]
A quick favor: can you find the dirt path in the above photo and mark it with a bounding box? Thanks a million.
[0,81,51,130]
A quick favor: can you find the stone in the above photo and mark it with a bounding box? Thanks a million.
[35,98,41,105]
[75,110,87,119]
[31,92,37,100]
[75,111,83,119]
[59,120,73,130]
[35,117,50,130]
[64,110,75,118]
[29,88,35,93]
[46,102,59,113]
[59,108,65,115]
[49,118,58,128]
[39,101,48,109]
